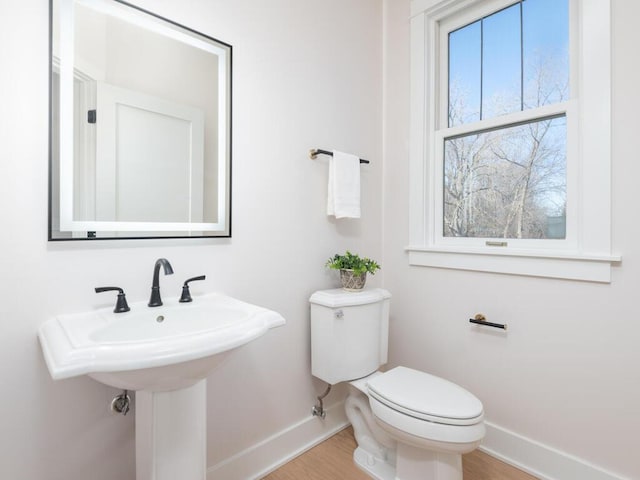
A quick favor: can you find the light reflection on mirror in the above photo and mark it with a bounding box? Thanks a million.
[49,0,231,239]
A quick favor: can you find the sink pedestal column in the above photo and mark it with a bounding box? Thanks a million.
[136,380,207,480]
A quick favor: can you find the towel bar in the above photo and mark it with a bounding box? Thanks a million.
[469,314,507,330]
[309,148,370,164]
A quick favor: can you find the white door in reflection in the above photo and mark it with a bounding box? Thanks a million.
[95,82,205,224]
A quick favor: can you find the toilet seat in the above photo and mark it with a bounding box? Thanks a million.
[367,366,484,426]
[365,367,485,448]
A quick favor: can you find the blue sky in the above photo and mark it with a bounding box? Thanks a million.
[449,0,569,125]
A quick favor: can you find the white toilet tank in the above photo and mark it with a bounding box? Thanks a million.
[310,288,391,385]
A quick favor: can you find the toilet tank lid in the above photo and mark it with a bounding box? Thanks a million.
[309,288,391,308]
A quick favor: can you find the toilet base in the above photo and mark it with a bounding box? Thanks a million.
[354,444,463,480]
[395,443,462,480]
[353,446,396,480]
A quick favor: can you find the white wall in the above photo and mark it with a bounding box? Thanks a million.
[0,1,381,479]
[382,1,640,479]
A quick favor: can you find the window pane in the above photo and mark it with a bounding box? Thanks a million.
[482,3,522,119]
[443,116,566,239]
[523,0,569,108]
[449,21,481,127]
[448,0,569,126]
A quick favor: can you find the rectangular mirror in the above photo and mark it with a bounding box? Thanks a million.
[49,0,232,239]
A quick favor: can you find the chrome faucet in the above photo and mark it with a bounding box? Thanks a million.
[148,258,174,307]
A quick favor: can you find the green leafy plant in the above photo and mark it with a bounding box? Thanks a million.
[325,251,381,275]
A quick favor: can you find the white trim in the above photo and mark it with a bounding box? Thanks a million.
[408,0,616,282]
[407,247,619,283]
[481,421,631,480]
[206,402,349,480]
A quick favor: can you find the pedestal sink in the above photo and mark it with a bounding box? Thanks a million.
[38,293,286,480]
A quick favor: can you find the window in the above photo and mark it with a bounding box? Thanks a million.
[408,0,618,282]
[445,1,568,240]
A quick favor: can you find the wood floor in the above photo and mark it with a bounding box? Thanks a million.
[263,427,538,480]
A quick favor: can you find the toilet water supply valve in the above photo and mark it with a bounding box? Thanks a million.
[312,383,332,419]
[311,310,342,418]
[111,390,131,415]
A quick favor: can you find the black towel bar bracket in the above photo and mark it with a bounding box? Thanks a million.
[469,314,507,330]
[309,148,370,164]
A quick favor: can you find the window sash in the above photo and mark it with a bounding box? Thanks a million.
[433,101,579,250]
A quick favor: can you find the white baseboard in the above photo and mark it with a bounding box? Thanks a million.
[481,421,630,480]
[206,409,631,480]
[206,401,349,480]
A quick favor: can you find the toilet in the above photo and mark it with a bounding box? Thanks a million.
[310,288,485,480]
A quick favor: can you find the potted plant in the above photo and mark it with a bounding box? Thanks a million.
[325,251,381,291]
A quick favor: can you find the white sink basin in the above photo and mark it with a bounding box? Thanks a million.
[38,293,285,391]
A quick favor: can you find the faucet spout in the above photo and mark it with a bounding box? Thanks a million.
[149,258,174,307]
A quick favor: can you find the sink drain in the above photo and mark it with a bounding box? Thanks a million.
[156,315,165,323]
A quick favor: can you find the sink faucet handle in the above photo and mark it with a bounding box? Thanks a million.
[179,275,206,303]
[95,286,131,313]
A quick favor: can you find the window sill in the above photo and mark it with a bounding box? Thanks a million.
[406,246,621,283]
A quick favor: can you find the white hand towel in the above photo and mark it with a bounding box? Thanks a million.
[327,150,361,219]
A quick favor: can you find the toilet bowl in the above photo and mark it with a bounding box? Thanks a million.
[310,289,485,480]
[346,367,484,480]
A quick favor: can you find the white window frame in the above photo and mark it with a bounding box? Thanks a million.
[407,0,619,282]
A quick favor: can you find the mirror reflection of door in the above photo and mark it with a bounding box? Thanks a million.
[94,82,204,224]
